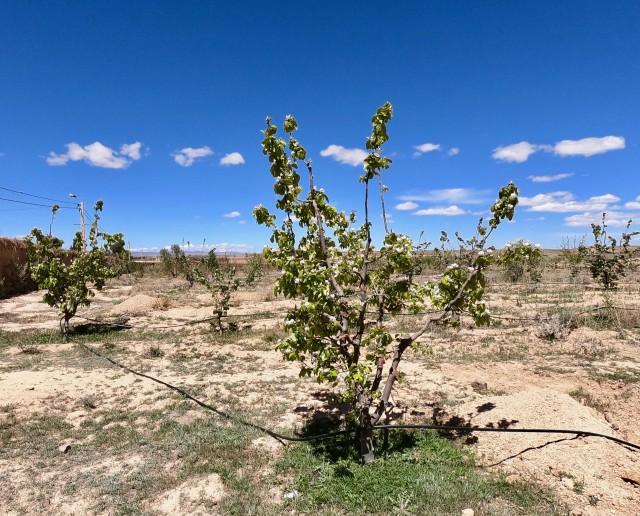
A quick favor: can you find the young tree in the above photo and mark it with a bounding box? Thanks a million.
[254,103,519,463]
[498,239,543,283]
[25,201,117,336]
[588,213,638,290]
[194,250,263,332]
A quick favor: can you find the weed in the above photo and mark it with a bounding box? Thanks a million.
[145,345,165,358]
[568,387,608,413]
[80,395,99,410]
[594,368,640,383]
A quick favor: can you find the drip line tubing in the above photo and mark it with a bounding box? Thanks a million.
[77,341,640,452]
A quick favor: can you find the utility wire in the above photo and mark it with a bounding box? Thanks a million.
[0,186,78,205]
[0,196,76,209]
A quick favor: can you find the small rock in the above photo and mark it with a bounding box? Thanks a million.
[562,477,575,490]
[58,443,71,454]
[461,509,475,516]
[26,387,34,391]
[283,490,298,499]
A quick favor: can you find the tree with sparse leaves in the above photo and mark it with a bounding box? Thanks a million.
[254,102,519,463]
[25,201,119,336]
[588,213,638,290]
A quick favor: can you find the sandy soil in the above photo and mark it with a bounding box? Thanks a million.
[1,275,639,514]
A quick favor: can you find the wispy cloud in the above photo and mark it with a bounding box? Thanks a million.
[412,206,466,216]
[223,210,241,218]
[528,173,573,183]
[395,201,418,211]
[220,152,245,166]
[47,141,142,169]
[554,136,625,157]
[447,147,460,156]
[565,210,637,227]
[519,191,620,212]
[173,146,213,167]
[398,188,490,205]
[120,142,142,160]
[320,145,368,166]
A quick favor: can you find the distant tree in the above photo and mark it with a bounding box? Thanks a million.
[588,213,638,290]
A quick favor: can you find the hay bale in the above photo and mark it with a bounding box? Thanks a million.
[0,237,33,298]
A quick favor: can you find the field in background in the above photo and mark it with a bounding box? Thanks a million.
[1,251,640,514]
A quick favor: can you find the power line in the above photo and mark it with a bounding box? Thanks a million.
[0,196,76,209]
[0,186,78,205]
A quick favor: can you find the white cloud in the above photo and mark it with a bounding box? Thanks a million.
[625,196,640,209]
[565,211,635,227]
[554,136,625,157]
[120,142,142,160]
[46,153,70,166]
[519,191,620,213]
[320,145,368,166]
[220,152,245,166]
[238,220,247,224]
[398,188,490,205]
[528,173,573,183]
[173,146,213,167]
[395,201,418,211]
[447,147,460,156]
[223,211,241,218]
[46,141,141,169]
[413,205,466,216]
[492,141,541,163]
[413,143,441,155]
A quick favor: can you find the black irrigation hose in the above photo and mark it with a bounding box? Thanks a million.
[77,341,640,452]
[76,311,278,331]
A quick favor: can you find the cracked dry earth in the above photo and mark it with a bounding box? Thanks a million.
[1,274,640,515]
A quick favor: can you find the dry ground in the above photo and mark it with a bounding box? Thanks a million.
[1,268,640,515]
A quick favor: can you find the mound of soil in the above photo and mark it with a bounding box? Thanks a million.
[108,294,172,317]
[448,388,640,515]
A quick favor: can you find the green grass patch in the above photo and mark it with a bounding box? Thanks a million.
[277,430,561,515]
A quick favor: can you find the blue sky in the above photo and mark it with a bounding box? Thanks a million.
[1,1,638,253]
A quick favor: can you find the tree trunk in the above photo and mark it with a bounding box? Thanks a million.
[359,405,375,464]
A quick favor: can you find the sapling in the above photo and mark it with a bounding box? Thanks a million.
[194,250,263,332]
[25,201,118,336]
[254,102,519,463]
[588,214,638,290]
[498,239,543,283]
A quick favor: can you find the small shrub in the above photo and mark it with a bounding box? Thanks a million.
[145,345,165,358]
